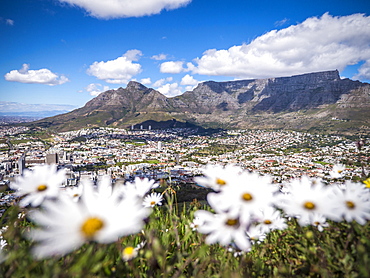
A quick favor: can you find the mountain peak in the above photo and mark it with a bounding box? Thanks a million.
[29,70,370,134]
[126,81,148,91]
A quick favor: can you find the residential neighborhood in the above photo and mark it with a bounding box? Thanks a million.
[1,126,368,192]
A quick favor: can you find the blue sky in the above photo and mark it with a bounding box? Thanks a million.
[1,0,370,109]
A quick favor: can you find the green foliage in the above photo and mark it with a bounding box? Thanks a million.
[0,195,369,277]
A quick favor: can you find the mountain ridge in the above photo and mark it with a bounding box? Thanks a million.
[29,70,370,135]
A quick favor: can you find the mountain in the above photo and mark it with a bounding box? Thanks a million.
[29,70,370,135]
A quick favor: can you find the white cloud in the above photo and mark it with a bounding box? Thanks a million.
[153,77,173,87]
[59,0,192,19]
[160,61,184,73]
[353,60,370,80]
[156,82,183,97]
[85,83,110,96]
[140,78,152,85]
[4,64,69,85]
[6,19,14,26]
[180,74,198,86]
[192,13,370,80]
[123,49,143,61]
[87,50,142,84]
[274,18,288,27]
[151,54,168,60]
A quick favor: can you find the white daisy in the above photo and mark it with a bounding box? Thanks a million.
[246,225,266,244]
[122,246,138,261]
[207,171,276,222]
[122,177,159,199]
[142,192,163,208]
[11,165,66,207]
[327,181,370,225]
[254,206,287,233]
[329,164,346,179]
[277,176,334,226]
[64,184,84,202]
[309,213,329,232]
[190,217,204,231]
[194,164,243,191]
[27,180,151,259]
[194,209,251,251]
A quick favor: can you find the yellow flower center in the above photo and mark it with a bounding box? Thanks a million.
[122,246,137,261]
[303,201,315,210]
[150,201,156,206]
[363,178,370,188]
[242,193,253,201]
[123,246,135,256]
[81,217,104,239]
[225,219,239,226]
[346,201,355,209]
[216,178,226,186]
[37,184,48,192]
[264,220,272,225]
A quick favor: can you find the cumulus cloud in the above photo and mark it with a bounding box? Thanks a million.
[140,78,152,85]
[180,74,198,86]
[353,60,370,80]
[153,77,173,87]
[58,0,192,19]
[156,82,183,97]
[87,50,142,84]
[151,54,168,60]
[4,64,69,85]
[85,83,110,96]
[192,13,370,80]
[160,61,184,73]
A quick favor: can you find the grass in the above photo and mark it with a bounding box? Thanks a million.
[0,187,369,277]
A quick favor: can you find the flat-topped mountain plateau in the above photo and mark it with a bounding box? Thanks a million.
[29,70,370,135]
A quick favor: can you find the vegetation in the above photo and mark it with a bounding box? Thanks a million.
[0,185,369,277]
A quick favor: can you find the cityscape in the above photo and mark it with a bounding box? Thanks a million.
[1,125,368,201]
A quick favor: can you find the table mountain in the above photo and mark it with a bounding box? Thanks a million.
[30,70,370,134]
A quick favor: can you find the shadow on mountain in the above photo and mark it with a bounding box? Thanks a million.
[130,119,223,135]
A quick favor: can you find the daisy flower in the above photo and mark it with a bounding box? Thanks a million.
[254,206,287,233]
[327,181,370,225]
[277,176,335,226]
[194,164,243,191]
[143,192,163,208]
[329,164,346,179]
[122,177,159,200]
[207,171,276,222]
[246,225,266,244]
[11,165,66,207]
[63,184,84,202]
[194,209,251,251]
[308,213,329,232]
[27,179,151,259]
[190,217,204,231]
[122,246,138,261]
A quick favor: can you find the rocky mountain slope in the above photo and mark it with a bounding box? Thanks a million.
[30,70,370,134]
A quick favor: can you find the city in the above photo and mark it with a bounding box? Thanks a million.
[1,125,368,193]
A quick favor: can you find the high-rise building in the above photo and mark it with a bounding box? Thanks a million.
[46,153,59,165]
[18,154,26,175]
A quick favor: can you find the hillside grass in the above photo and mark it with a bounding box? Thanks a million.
[0,189,369,277]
